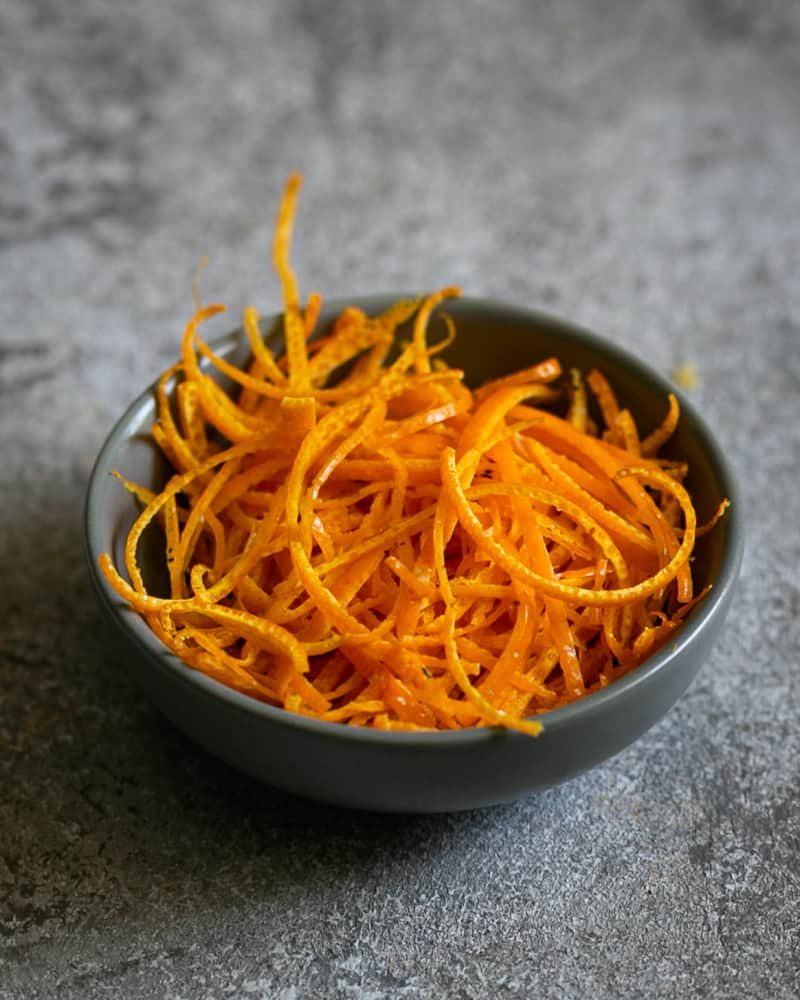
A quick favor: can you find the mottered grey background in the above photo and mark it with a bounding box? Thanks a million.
[1,1,798,997]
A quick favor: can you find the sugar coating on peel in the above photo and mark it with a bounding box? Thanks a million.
[100,173,726,734]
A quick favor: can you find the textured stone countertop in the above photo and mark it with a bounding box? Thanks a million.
[2,2,798,997]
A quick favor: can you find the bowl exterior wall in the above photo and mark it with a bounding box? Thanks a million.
[91,558,734,813]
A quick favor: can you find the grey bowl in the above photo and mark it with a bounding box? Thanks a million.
[84,296,743,813]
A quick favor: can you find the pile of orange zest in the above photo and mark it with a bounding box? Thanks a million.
[100,173,727,735]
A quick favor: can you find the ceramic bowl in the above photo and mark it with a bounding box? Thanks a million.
[84,296,743,812]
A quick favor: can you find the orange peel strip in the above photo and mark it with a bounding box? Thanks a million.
[100,173,720,736]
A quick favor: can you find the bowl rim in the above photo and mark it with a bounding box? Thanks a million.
[84,294,745,746]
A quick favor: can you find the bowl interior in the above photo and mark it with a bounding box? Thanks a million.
[87,295,739,729]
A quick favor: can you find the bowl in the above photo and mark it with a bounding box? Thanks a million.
[84,296,743,812]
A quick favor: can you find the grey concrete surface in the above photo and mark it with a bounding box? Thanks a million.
[1,1,799,997]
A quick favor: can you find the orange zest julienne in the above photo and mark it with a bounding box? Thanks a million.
[99,173,727,735]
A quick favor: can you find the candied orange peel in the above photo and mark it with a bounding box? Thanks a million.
[100,173,725,735]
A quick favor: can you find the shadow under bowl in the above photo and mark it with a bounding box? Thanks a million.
[85,296,744,813]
